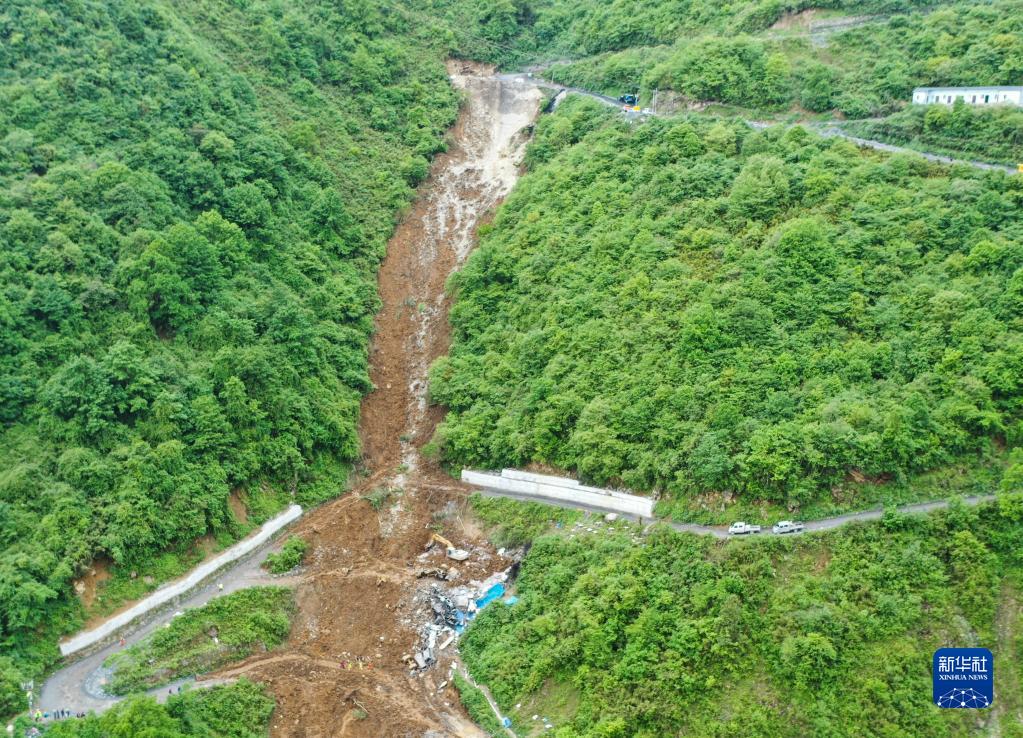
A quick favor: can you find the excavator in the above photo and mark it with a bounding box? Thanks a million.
[428,532,470,561]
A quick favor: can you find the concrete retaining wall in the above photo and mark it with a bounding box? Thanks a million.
[60,504,303,657]
[461,469,654,519]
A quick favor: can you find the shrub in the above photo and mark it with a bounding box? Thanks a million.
[264,536,308,574]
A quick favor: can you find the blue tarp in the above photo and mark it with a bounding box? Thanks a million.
[503,596,519,605]
[474,583,505,610]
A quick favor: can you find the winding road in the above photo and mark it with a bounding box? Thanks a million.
[29,67,1011,734]
[34,500,322,719]
[664,494,998,539]
[518,73,1019,174]
[465,469,999,540]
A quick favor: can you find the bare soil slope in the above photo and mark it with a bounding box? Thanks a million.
[210,65,543,738]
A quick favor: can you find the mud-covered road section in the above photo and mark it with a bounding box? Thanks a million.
[209,65,543,738]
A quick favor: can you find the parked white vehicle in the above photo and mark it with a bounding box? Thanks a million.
[728,521,761,535]
[772,520,805,534]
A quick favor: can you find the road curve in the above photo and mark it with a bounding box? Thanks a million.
[520,74,1017,175]
[466,471,997,541]
[34,506,318,719]
[815,127,1018,173]
[666,493,998,540]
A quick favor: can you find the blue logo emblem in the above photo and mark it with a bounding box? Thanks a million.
[933,648,993,708]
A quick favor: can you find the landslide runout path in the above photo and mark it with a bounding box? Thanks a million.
[211,65,544,738]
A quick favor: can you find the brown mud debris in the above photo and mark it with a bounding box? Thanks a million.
[206,65,543,737]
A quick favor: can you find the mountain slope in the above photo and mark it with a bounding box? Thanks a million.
[431,98,1023,509]
[443,0,1023,119]
[461,496,1023,737]
[0,0,459,709]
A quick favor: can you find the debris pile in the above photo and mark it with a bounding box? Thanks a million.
[406,566,517,675]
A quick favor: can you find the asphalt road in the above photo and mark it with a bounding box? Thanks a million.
[520,74,1018,174]
[671,494,998,540]
[477,484,997,541]
[35,544,297,719]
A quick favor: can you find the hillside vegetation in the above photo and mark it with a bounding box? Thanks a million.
[440,0,1023,122]
[0,0,459,711]
[447,0,937,59]
[431,98,1023,510]
[845,102,1023,166]
[39,680,274,738]
[104,587,294,695]
[543,0,1023,118]
[461,498,1023,737]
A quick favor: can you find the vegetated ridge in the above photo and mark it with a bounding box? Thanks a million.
[432,97,1023,513]
[461,495,1023,737]
[443,0,1023,154]
[0,0,459,720]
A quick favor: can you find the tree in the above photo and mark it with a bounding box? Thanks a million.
[728,154,789,222]
[780,633,838,688]
[223,183,271,229]
[0,658,23,717]
[799,64,835,112]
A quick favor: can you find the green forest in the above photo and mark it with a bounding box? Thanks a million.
[461,497,1023,737]
[438,0,1023,156]
[431,98,1023,510]
[0,0,461,713]
[442,0,944,61]
[4,0,1023,732]
[540,0,1023,117]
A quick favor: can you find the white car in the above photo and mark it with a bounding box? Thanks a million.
[772,520,805,534]
[728,522,761,535]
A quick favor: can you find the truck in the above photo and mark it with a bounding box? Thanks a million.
[618,93,638,106]
[772,520,805,534]
[728,521,761,535]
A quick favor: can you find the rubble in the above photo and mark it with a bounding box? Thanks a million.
[406,568,516,674]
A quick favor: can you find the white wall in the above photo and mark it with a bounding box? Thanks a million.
[59,504,302,657]
[462,469,655,518]
[914,88,1023,107]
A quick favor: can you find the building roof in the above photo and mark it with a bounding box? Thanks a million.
[912,86,1023,93]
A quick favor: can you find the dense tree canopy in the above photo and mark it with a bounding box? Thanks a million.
[461,497,1023,737]
[443,0,943,60]
[0,0,459,708]
[431,98,1023,510]
[437,0,1023,130]
[541,0,1023,118]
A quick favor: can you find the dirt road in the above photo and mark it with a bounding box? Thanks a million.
[206,65,544,738]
